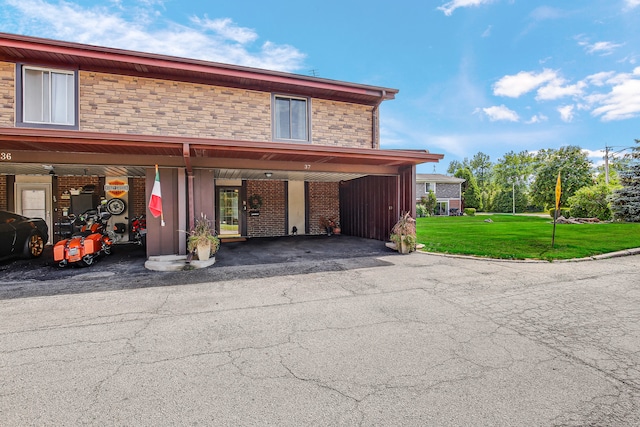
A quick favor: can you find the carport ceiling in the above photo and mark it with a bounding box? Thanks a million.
[1,163,370,182]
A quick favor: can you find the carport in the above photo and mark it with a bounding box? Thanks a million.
[0,127,442,257]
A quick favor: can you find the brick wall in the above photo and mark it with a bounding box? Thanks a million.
[131,177,146,217]
[246,180,286,237]
[80,71,272,141]
[308,182,339,235]
[312,99,373,148]
[0,175,7,211]
[0,61,14,126]
[54,176,100,221]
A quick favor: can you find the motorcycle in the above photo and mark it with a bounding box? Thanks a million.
[54,208,113,267]
[128,214,147,247]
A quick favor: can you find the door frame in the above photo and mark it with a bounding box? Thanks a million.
[216,186,243,237]
[14,182,53,243]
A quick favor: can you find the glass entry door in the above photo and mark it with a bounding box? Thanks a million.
[218,188,240,236]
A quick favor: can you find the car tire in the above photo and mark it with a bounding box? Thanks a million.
[23,231,45,258]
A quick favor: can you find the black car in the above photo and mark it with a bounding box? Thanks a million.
[0,211,49,259]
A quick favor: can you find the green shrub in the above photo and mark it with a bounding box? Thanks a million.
[416,204,429,218]
[569,183,616,221]
[464,208,476,216]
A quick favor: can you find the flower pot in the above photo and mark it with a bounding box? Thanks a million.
[332,226,341,235]
[197,242,211,261]
[398,235,411,254]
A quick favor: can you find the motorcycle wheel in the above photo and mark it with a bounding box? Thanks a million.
[82,254,94,266]
[104,244,112,255]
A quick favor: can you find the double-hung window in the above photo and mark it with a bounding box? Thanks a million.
[19,66,76,127]
[273,95,309,142]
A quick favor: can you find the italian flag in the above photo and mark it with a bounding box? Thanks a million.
[149,165,164,223]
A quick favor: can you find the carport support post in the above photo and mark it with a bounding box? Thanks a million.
[188,172,195,233]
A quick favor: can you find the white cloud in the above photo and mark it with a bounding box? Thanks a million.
[190,17,257,44]
[558,105,575,122]
[481,25,492,38]
[590,77,640,121]
[493,69,558,98]
[624,0,640,9]
[586,71,616,86]
[536,79,586,100]
[437,0,494,16]
[2,0,306,72]
[525,114,548,124]
[581,41,624,56]
[529,6,564,21]
[481,105,520,122]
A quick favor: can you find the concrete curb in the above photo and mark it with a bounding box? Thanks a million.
[415,247,640,263]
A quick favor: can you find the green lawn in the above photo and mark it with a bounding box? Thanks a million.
[417,214,640,261]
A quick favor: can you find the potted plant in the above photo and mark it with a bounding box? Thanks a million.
[319,216,340,236]
[187,213,220,261]
[390,212,416,254]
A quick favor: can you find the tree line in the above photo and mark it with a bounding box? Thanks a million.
[441,139,640,221]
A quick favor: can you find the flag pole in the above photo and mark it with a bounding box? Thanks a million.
[158,165,165,227]
[552,171,561,247]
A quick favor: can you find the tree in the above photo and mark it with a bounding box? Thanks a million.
[492,150,535,213]
[610,139,640,222]
[530,146,594,209]
[420,190,437,216]
[568,183,619,220]
[447,158,469,175]
[469,152,493,211]
[455,168,482,210]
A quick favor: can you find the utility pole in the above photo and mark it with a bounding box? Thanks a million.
[512,181,516,215]
[604,146,610,185]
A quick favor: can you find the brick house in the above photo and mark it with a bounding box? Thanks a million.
[416,174,465,215]
[0,33,443,257]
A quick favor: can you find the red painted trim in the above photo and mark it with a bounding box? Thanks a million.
[0,127,444,165]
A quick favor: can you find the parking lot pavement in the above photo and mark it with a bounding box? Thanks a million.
[0,236,393,299]
[1,246,640,425]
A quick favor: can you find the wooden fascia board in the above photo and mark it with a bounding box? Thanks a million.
[0,128,442,166]
[7,150,185,167]
[189,157,400,175]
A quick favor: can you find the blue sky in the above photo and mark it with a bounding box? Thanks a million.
[1,0,639,173]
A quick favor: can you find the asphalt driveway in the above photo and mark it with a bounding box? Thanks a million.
[1,241,640,425]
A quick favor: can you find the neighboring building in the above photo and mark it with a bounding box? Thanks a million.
[0,33,443,257]
[416,174,465,215]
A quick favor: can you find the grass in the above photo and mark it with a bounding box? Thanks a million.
[416,214,640,261]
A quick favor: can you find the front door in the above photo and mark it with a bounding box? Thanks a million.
[15,183,53,243]
[218,188,241,237]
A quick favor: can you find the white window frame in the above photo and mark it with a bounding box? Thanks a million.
[18,65,77,128]
[425,182,435,193]
[272,94,311,142]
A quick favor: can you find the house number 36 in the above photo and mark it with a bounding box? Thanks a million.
[0,152,11,161]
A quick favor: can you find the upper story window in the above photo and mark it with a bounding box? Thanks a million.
[273,95,309,142]
[425,183,435,193]
[17,65,77,128]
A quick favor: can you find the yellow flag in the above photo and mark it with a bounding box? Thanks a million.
[555,172,561,211]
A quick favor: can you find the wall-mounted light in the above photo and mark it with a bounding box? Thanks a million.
[265,172,273,178]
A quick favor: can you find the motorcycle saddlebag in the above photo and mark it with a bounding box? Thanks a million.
[83,234,101,254]
[53,240,69,262]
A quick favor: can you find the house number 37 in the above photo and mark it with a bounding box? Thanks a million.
[0,152,11,161]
